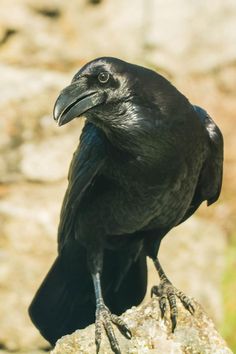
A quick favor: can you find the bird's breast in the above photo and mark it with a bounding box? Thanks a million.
[76,161,199,245]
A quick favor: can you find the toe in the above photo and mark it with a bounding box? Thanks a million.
[166,288,178,332]
[104,319,121,354]
[95,304,124,354]
[175,289,195,315]
[111,314,132,339]
[95,312,102,352]
[188,302,195,315]
[159,294,167,318]
[182,299,195,315]
[152,278,194,334]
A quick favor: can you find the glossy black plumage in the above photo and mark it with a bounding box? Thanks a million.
[29,57,223,351]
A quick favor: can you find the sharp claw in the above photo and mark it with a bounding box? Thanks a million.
[160,304,166,318]
[188,303,195,315]
[171,314,177,333]
[112,345,121,354]
[109,336,121,354]
[110,313,132,340]
[151,285,158,297]
[153,259,194,334]
[177,290,195,315]
[152,279,196,334]
[125,328,132,339]
[110,339,121,353]
[120,326,132,340]
[95,338,101,354]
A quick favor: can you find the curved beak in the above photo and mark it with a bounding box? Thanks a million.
[53,81,105,126]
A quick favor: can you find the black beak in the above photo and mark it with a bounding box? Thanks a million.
[53,81,105,126]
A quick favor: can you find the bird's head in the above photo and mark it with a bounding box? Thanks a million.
[53,57,158,134]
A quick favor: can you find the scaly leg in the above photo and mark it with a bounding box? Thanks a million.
[91,272,132,354]
[151,258,195,332]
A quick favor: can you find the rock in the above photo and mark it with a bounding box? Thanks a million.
[0,64,83,182]
[1,0,236,74]
[0,182,65,350]
[142,0,236,74]
[0,0,73,70]
[52,298,232,354]
[19,133,80,182]
[0,351,45,354]
[215,64,236,94]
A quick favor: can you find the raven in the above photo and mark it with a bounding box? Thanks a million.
[29,57,223,353]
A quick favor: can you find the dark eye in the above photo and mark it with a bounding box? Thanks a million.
[98,72,110,84]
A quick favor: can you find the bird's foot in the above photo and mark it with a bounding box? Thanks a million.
[95,302,132,354]
[151,279,195,332]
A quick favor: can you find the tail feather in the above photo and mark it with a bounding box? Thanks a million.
[29,240,94,344]
[103,248,147,314]
[29,241,147,345]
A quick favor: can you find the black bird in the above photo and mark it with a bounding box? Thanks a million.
[29,57,223,353]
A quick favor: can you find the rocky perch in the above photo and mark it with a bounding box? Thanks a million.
[51,298,232,354]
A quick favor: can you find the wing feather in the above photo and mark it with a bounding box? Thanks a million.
[58,122,107,251]
[193,105,223,205]
[178,106,223,225]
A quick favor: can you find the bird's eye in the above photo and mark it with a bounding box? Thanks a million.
[98,72,110,84]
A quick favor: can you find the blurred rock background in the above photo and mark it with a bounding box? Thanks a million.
[0,0,235,352]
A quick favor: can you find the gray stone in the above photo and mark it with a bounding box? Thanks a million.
[142,0,236,74]
[0,183,64,350]
[1,0,236,74]
[52,298,232,354]
[0,64,83,182]
[19,133,80,182]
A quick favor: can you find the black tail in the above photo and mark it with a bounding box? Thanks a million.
[29,240,147,345]
[29,240,94,344]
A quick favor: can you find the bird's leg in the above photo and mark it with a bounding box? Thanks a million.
[90,252,131,354]
[151,257,195,332]
[91,273,131,354]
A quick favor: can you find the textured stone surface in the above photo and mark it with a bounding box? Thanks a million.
[1,0,236,74]
[52,298,232,354]
[143,0,236,74]
[19,133,80,182]
[0,183,62,350]
[0,64,83,183]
